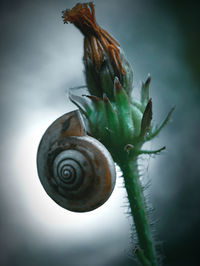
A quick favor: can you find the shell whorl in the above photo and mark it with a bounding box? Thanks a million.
[37,110,116,212]
[53,149,86,192]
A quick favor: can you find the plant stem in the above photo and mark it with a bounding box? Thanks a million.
[119,156,157,266]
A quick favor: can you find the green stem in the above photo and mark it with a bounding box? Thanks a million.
[119,156,157,266]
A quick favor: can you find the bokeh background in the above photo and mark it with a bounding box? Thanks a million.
[1,0,200,265]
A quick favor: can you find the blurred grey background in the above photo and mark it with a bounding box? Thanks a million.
[0,0,200,265]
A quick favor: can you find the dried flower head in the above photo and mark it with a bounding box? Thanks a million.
[62,2,124,77]
[62,2,133,99]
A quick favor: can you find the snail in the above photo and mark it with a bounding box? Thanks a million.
[37,110,116,212]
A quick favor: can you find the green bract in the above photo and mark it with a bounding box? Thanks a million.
[69,74,173,164]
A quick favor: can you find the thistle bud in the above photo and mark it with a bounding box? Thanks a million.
[62,2,133,100]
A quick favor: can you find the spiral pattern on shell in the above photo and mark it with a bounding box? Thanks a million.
[53,150,86,192]
[37,110,116,212]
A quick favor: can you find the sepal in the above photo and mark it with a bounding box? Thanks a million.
[140,99,152,138]
[141,74,151,110]
[146,106,175,141]
[114,77,134,141]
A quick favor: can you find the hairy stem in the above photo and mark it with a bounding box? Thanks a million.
[119,157,157,266]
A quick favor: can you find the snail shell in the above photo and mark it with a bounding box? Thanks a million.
[37,110,116,212]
